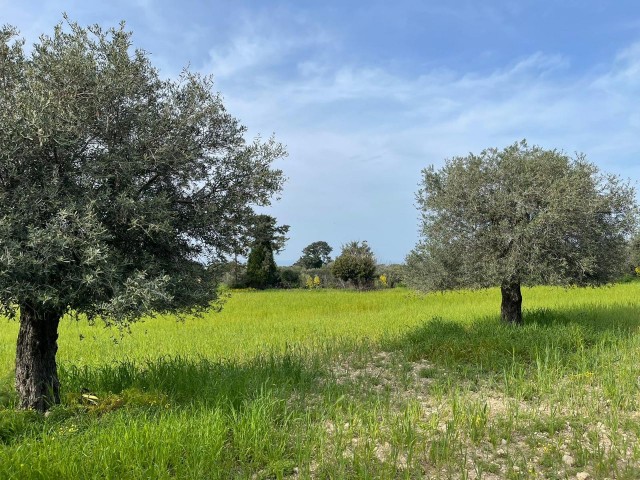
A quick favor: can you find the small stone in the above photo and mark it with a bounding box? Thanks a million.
[576,473,589,480]
[563,454,575,466]
[512,465,521,472]
[501,438,507,445]
[44,410,52,418]
[496,448,505,456]
[293,467,299,475]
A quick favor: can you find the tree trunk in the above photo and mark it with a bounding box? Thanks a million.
[500,281,523,325]
[15,303,62,412]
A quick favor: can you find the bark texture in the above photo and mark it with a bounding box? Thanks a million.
[500,281,523,325]
[15,304,61,412]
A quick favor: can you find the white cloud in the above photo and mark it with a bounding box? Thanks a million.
[205,29,640,263]
[3,3,639,263]
[204,15,333,80]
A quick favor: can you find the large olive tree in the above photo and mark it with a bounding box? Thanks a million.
[406,141,637,324]
[0,20,285,411]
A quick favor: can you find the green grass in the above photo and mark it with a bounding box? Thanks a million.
[1,284,639,478]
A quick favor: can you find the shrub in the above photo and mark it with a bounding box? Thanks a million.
[376,264,407,288]
[277,267,302,289]
[331,241,377,290]
[302,266,338,288]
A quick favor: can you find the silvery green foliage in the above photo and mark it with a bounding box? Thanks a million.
[407,141,637,291]
[0,20,285,323]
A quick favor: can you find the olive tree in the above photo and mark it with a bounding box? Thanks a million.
[0,20,285,411]
[406,141,637,324]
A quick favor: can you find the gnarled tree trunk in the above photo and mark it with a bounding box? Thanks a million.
[500,281,522,325]
[15,303,61,412]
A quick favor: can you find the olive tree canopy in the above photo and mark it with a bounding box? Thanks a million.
[0,20,286,411]
[406,141,637,324]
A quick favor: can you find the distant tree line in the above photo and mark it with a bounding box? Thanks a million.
[221,234,406,290]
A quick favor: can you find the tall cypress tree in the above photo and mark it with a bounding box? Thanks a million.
[244,215,288,289]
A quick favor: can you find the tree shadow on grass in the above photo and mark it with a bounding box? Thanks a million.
[57,348,327,411]
[387,303,640,374]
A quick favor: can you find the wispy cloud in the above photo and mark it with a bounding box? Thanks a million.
[205,21,640,263]
[204,13,333,81]
[3,1,639,263]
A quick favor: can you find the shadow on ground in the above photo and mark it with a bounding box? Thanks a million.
[55,348,327,410]
[387,303,640,373]
[2,301,638,416]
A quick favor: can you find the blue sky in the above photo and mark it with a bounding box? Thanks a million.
[4,1,640,264]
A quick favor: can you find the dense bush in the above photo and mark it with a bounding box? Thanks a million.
[277,266,302,289]
[376,264,407,288]
[331,241,377,290]
[301,266,339,288]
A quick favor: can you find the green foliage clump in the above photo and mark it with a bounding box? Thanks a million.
[300,266,338,288]
[246,243,279,289]
[276,265,340,289]
[219,260,248,289]
[277,266,302,289]
[244,215,288,289]
[629,233,640,273]
[376,264,406,288]
[331,241,377,290]
[295,241,333,269]
[246,215,290,254]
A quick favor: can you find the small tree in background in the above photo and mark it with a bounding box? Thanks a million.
[331,241,377,289]
[247,214,289,253]
[295,241,333,269]
[246,242,278,289]
[406,140,637,324]
[245,214,289,289]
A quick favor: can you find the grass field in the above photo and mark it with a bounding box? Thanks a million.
[1,284,639,479]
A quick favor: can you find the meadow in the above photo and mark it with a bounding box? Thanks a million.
[1,284,639,479]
